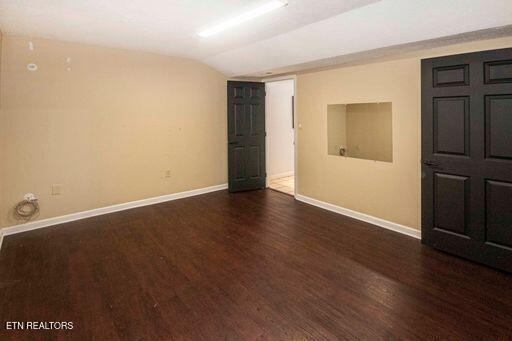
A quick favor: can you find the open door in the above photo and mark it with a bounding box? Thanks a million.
[421,48,512,272]
[227,81,266,192]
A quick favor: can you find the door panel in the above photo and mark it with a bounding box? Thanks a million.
[234,104,245,136]
[227,81,266,192]
[485,95,512,159]
[249,104,263,136]
[484,60,512,83]
[248,146,262,178]
[433,64,469,87]
[433,97,469,155]
[233,146,246,180]
[422,48,512,272]
[485,180,512,249]
[434,173,469,236]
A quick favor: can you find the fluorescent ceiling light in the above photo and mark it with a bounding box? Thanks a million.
[198,0,288,38]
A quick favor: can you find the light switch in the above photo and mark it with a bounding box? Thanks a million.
[52,184,62,195]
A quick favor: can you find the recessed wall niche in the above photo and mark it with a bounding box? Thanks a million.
[327,102,393,162]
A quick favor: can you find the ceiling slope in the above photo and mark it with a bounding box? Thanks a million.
[257,25,512,77]
[0,0,377,59]
[203,0,512,76]
[0,0,511,76]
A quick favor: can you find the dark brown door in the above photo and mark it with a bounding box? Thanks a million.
[227,81,266,192]
[422,48,512,272]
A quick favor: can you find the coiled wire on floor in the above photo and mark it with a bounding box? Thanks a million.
[14,197,39,220]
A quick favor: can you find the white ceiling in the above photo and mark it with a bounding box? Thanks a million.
[1,0,511,77]
[0,0,377,59]
[262,25,512,77]
[207,0,512,76]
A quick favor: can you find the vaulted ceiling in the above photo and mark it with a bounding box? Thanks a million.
[1,0,511,77]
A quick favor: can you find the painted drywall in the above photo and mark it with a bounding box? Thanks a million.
[297,36,512,230]
[326,104,346,156]
[266,79,294,178]
[345,103,392,162]
[206,0,512,76]
[0,30,3,227]
[0,35,227,228]
[327,103,392,162]
[0,31,2,102]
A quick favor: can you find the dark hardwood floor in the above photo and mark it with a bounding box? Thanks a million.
[1,189,511,340]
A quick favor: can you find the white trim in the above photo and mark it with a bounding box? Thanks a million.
[262,74,297,83]
[267,171,294,181]
[0,230,4,252]
[1,184,228,238]
[291,75,298,198]
[295,194,421,239]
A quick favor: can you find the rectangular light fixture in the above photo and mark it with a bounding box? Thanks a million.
[198,0,287,38]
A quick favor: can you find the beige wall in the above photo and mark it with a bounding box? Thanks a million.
[297,37,512,230]
[0,31,2,104]
[326,104,346,156]
[345,103,392,162]
[0,31,3,226]
[0,36,227,227]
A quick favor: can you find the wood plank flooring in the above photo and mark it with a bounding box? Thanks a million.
[0,189,511,340]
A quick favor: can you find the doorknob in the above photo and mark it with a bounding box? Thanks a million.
[423,160,440,168]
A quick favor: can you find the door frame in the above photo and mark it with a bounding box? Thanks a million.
[262,75,298,197]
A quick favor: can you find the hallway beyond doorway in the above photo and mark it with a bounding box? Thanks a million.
[269,175,294,196]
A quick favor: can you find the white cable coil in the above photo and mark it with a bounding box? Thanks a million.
[15,196,39,219]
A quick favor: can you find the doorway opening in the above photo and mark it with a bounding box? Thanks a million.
[265,78,296,196]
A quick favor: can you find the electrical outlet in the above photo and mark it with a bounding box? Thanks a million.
[165,170,172,178]
[51,184,62,195]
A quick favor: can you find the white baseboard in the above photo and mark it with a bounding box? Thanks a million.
[268,171,294,181]
[295,194,421,239]
[1,183,228,239]
[0,185,419,254]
